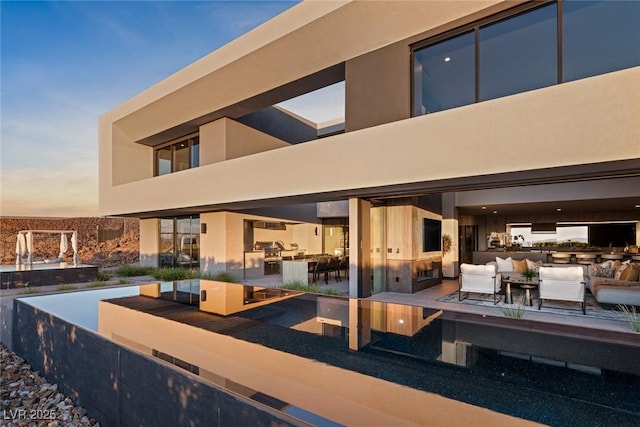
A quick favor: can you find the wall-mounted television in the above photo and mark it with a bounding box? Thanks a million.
[423,218,442,252]
[588,223,636,247]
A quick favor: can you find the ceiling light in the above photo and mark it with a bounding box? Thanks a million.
[481,206,486,210]
[556,208,562,212]
[444,57,451,62]
[636,204,640,208]
[493,210,498,214]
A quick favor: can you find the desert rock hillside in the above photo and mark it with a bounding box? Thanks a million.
[1,217,139,268]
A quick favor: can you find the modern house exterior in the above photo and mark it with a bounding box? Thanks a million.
[99,0,640,299]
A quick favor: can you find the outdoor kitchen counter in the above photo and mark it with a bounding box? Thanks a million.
[282,259,314,284]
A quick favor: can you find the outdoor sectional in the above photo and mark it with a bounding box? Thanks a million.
[588,274,640,307]
[485,256,640,307]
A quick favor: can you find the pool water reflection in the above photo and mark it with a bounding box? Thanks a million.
[18,279,640,426]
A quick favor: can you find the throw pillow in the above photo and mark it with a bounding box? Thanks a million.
[512,258,527,273]
[496,256,513,273]
[526,259,543,273]
[614,261,631,280]
[619,264,640,281]
[589,262,615,278]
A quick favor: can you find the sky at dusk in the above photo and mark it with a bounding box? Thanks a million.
[1,0,299,217]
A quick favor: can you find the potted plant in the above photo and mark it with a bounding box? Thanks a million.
[442,234,452,254]
[521,268,537,282]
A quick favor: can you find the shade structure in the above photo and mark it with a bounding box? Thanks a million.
[26,232,33,265]
[71,232,79,265]
[59,233,68,259]
[15,233,26,265]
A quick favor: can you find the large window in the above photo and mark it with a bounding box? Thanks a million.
[562,0,640,82]
[413,31,475,114]
[479,3,557,101]
[155,135,199,176]
[412,1,640,116]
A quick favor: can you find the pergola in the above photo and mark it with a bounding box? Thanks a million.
[15,230,79,266]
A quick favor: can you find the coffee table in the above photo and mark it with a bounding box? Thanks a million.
[502,277,539,305]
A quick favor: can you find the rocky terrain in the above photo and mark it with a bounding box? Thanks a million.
[1,343,99,426]
[0,217,139,268]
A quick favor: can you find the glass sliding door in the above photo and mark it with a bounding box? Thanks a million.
[177,217,200,268]
[157,147,172,176]
[159,216,200,268]
[159,219,175,267]
[322,218,348,257]
[173,141,190,173]
[154,135,199,176]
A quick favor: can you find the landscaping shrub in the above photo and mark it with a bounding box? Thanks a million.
[200,271,237,283]
[281,280,339,295]
[151,267,199,281]
[96,271,112,281]
[115,265,155,277]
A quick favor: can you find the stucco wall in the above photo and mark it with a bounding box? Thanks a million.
[346,41,410,132]
[200,118,291,166]
[100,67,640,217]
[139,218,159,267]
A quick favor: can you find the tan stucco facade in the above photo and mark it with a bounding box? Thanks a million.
[99,0,638,282]
[100,66,640,217]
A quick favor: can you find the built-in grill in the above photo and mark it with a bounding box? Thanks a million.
[255,241,284,275]
[264,248,281,259]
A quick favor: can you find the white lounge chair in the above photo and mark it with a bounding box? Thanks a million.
[538,266,586,314]
[459,263,502,304]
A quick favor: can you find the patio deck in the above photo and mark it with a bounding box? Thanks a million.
[243,276,636,338]
[240,276,639,372]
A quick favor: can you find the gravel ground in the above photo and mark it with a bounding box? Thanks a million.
[1,342,99,427]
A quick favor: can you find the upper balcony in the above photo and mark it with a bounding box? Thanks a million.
[99,66,640,217]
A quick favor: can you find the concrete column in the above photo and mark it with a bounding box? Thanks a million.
[200,212,229,275]
[199,212,247,278]
[442,193,459,278]
[348,299,371,351]
[139,219,160,267]
[349,198,372,298]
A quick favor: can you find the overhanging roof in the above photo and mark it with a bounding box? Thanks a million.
[105,0,502,144]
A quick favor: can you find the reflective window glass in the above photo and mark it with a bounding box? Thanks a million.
[173,141,190,172]
[191,138,199,168]
[157,147,172,176]
[479,3,557,101]
[413,31,475,114]
[563,0,640,82]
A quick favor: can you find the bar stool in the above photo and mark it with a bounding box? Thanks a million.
[600,254,623,262]
[551,253,572,264]
[575,253,597,265]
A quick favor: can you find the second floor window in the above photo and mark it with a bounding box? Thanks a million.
[412,0,640,116]
[155,135,199,176]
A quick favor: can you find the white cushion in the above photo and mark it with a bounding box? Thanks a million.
[461,263,496,276]
[495,256,513,273]
[539,266,583,281]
